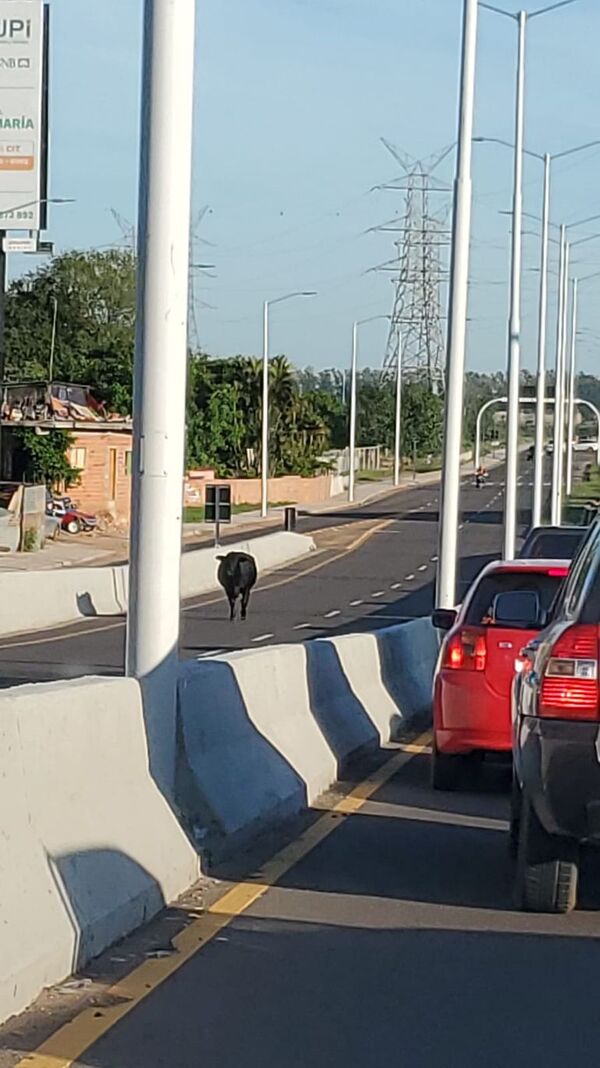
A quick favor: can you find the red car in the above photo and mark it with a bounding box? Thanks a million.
[431,560,570,790]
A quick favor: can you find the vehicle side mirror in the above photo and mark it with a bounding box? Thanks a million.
[432,608,457,632]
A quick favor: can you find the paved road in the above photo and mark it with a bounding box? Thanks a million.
[6,739,600,1067]
[0,466,516,686]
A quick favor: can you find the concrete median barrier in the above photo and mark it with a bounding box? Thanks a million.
[0,676,199,1026]
[0,531,315,638]
[177,617,440,858]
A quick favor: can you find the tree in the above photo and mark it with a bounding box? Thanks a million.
[5,249,137,413]
[13,428,78,487]
[401,383,444,457]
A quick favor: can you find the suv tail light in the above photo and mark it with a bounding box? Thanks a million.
[539,624,599,720]
[443,628,487,672]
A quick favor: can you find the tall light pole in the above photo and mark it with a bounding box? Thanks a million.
[551,226,568,525]
[436,0,479,609]
[503,9,527,561]
[532,152,551,528]
[261,291,316,518]
[348,314,390,503]
[566,276,578,496]
[394,332,403,487]
[479,0,581,556]
[126,0,195,797]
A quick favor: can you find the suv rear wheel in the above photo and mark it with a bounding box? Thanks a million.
[431,743,467,791]
[515,792,579,914]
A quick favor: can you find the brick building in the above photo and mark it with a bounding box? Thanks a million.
[0,382,134,520]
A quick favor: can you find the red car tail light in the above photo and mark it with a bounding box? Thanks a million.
[539,624,600,721]
[443,628,487,672]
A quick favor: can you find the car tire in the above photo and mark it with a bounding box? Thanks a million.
[431,743,467,792]
[66,518,81,535]
[514,792,579,914]
[508,774,522,860]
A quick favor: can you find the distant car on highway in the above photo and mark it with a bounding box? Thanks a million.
[431,559,570,791]
[511,519,600,913]
[519,525,586,561]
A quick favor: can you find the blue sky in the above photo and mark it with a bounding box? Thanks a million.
[17,0,600,374]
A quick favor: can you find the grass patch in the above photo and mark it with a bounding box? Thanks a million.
[357,468,391,482]
[569,469,600,501]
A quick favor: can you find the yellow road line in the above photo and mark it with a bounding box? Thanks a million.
[15,731,431,1068]
[0,518,393,653]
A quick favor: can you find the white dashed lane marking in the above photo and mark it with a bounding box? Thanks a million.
[406,574,415,581]
[324,610,341,619]
[252,633,274,643]
[418,565,428,572]
[372,591,385,598]
[350,599,363,607]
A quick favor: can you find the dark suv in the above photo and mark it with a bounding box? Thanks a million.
[512,519,600,913]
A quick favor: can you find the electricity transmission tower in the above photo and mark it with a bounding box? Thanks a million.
[110,209,136,251]
[369,140,452,391]
[109,206,217,351]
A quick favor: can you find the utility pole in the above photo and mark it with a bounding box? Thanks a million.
[551,227,566,524]
[503,10,527,561]
[436,0,479,608]
[565,276,578,496]
[393,332,403,486]
[532,153,550,528]
[261,299,269,518]
[261,291,316,518]
[348,314,389,503]
[126,0,196,797]
[348,320,359,504]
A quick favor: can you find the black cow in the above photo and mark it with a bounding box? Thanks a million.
[216,551,258,621]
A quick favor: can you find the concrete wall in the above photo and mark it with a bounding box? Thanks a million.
[0,677,199,1025]
[0,531,315,638]
[177,618,439,859]
[0,615,438,1024]
[184,474,334,507]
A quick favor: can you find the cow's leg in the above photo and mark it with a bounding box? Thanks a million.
[241,588,251,621]
[229,594,236,621]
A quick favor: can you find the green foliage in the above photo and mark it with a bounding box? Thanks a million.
[6,249,137,414]
[22,527,38,552]
[15,429,78,487]
[401,383,444,456]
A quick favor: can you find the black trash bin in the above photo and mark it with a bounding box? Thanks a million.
[284,506,297,532]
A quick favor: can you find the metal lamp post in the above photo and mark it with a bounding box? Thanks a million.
[348,314,390,503]
[436,0,479,609]
[473,138,600,528]
[261,291,316,518]
[394,331,403,487]
[126,0,196,797]
[479,0,582,558]
[565,277,579,496]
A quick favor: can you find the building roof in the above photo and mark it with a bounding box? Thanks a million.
[0,381,132,432]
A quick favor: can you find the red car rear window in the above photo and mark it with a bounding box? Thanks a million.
[464,571,565,628]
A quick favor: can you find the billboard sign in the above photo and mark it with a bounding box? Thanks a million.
[0,1,48,231]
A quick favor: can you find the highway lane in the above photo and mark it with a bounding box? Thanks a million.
[0,467,520,684]
[0,468,512,686]
[7,738,600,1067]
